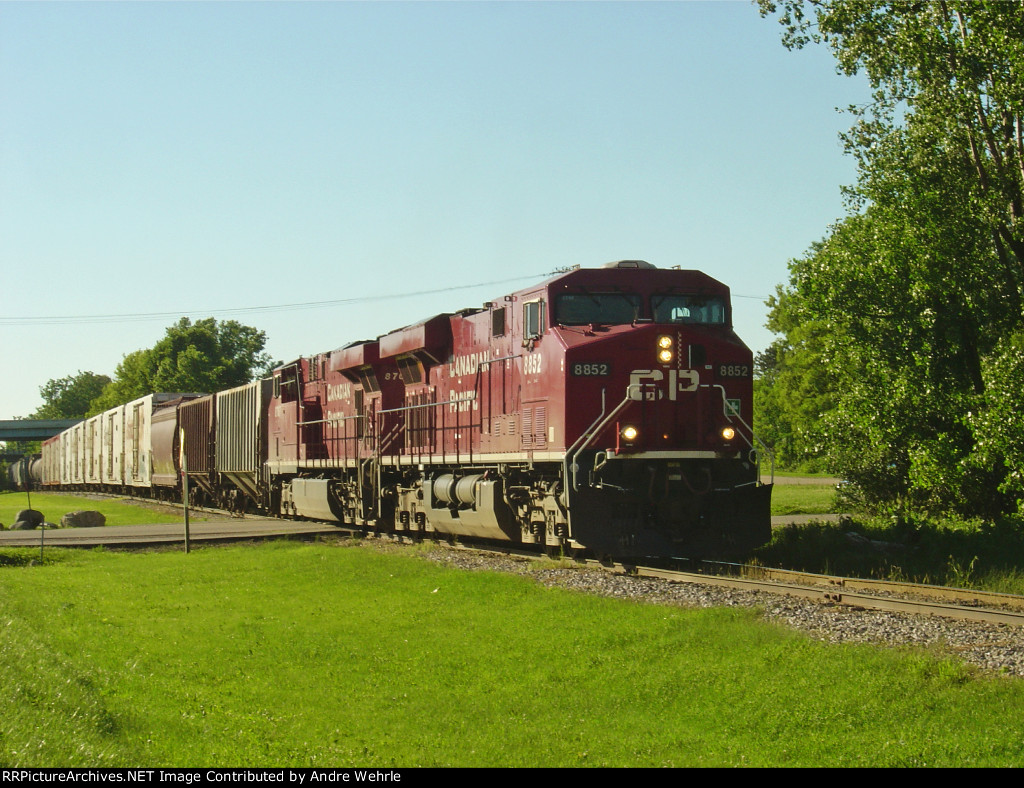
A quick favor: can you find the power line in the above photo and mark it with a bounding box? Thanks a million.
[1,272,771,328]
[0,273,549,327]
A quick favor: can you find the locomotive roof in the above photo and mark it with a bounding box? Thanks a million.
[523,261,730,296]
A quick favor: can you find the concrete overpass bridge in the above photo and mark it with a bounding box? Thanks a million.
[0,419,81,442]
[0,420,81,460]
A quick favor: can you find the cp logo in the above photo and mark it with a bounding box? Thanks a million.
[627,369,700,401]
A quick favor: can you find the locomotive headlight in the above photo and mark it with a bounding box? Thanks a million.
[621,425,639,442]
[721,426,736,442]
[656,335,674,364]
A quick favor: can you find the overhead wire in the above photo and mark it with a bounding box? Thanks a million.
[1,270,772,327]
[0,272,551,327]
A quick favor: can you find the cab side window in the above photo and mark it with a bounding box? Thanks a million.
[524,300,545,340]
[492,307,506,337]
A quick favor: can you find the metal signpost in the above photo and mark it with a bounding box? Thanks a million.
[180,428,191,554]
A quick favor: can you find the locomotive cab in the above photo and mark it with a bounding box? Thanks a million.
[542,261,772,558]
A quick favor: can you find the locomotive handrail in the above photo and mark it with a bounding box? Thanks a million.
[377,395,476,463]
[565,391,635,493]
[478,354,518,367]
[370,417,409,520]
[295,414,365,426]
[294,413,366,468]
[713,384,774,483]
[376,393,476,414]
[563,388,606,486]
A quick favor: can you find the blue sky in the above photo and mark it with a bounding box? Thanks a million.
[0,1,869,420]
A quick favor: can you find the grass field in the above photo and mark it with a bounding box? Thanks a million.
[2,540,1024,767]
[769,484,840,517]
[0,491,199,529]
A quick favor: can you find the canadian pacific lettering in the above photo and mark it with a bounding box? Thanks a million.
[448,351,491,379]
[326,383,352,402]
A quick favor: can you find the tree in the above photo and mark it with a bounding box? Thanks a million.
[757,1,1024,516]
[89,318,274,413]
[32,371,112,419]
[760,1,1024,301]
[753,286,835,473]
[0,372,111,457]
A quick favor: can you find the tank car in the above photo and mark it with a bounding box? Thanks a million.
[267,260,772,558]
[6,454,42,491]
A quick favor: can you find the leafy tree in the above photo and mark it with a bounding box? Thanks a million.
[753,286,835,473]
[89,318,274,413]
[32,371,112,420]
[760,0,1024,298]
[964,330,1024,508]
[758,1,1024,516]
[0,371,112,456]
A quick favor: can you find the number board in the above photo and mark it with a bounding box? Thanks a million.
[716,363,751,379]
[571,362,611,377]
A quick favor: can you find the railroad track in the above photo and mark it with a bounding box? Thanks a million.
[611,559,1024,628]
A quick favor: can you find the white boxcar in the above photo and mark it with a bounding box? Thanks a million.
[58,430,71,485]
[41,435,61,487]
[68,421,85,486]
[100,404,125,488]
[84,414,103,486]
[124,395,151,487]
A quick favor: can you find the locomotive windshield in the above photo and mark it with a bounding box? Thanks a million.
[652,295,727,325]
[555,293,643,325]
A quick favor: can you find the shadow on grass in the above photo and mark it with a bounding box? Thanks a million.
[0,548,70,568]
[752,514,1024,592]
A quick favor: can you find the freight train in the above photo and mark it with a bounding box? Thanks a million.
[32,261,772,558]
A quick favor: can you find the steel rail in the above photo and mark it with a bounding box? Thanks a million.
[398,540,1024,628]
[738,565,1024,610]
[621,563,1024,628]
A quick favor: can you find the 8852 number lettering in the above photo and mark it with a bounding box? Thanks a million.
[571,362,610,376]
[717,364,750,378]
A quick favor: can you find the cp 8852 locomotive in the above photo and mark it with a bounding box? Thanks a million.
[39,261,772,559]
[267,260,771,558]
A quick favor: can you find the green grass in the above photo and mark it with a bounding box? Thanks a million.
[769,484,840,517]
[0,491,190,529]
[2,541,1024,767]
[771,470,838,479]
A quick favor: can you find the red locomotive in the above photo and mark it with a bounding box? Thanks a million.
[40,261,772,558]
